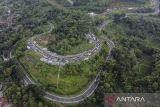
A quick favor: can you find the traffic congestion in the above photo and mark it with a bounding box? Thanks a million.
[27,33,101,65]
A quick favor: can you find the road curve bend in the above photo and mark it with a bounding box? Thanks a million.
[23,37,115,103]
[23,21,115,103]
[21,0,160,103]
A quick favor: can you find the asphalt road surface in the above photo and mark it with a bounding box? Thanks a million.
[24,18,115,103]
[23,17,115,103]
[24,37,115,103]
[28,23,101,65]
[22,0,159,103]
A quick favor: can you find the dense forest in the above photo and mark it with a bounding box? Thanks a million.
[76,16,160,107]
[13,0,95,55]
[47,10,93,55]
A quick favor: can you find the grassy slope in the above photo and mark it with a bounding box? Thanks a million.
[19,42,108,95]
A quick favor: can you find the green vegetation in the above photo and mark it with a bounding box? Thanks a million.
[56,0,149,12]
[19,42,108,95]
[1,0,160,106]
[4,0,107,96]
[68,15,160,107]
[15,0,96,55]
[37,34,95,55]
[44,10,95,55]
[56,0,110,12]
[108,0,149,8]
[32,23,50,34]
[0,0,103,106]
[4,82,60,107]
[88,15,160,106]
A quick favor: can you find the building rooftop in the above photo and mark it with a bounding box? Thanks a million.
[0,98,8,106]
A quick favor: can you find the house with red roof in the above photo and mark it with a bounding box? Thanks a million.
[0,98,13,107]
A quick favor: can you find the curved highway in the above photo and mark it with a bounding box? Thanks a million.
[24,38,114,104]
[24,19,115,103]
[22,0,159,103]
[24,19,114,103]
[28,23,101,66]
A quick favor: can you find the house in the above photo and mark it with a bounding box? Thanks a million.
[0,21,8,28]
[0,98,8,107]
[0,98,13,107]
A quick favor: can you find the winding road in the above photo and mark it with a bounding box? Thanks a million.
[28,23,101,65]
[24,37,114,104]
[18,0,159,104]
[24,20,115,103]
